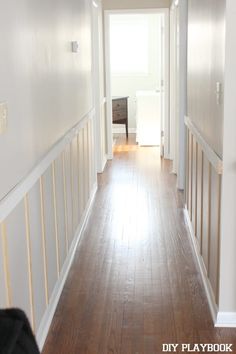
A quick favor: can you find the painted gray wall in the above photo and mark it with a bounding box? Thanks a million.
[0,0,93,200]
[187,0,225,158]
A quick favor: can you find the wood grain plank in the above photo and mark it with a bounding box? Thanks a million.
[43,135,234,354]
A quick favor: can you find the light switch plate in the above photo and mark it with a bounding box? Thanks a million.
[71,41,79,53]
[0,102,8,134]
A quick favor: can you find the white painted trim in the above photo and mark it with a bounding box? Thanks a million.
[0,109,95,222]
[36,182,97,350]
[176,0,188,190]
[184,208,218,325]
[97,155,108,174]
[104,7,169,15]
[163,152,171,160]
[112,127,137,134]
[101,155,108,173]
[97,154,108,174]
[162,9,170,160]
[169,5,177,167]
[215,312,236,328]
[104,8,170,162]
[104,13,113,160]
[92,0,104,175]
[105,8,169,15]
[185,116,223,174]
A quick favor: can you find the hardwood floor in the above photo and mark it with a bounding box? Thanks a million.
[43,134,236,354]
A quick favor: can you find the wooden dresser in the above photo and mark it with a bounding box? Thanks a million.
[112,96,129,138]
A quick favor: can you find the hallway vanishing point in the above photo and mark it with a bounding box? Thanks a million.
[43,134,236,354]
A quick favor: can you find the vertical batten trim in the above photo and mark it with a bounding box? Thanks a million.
[185,128,189,208]
[74,136,79,227]
[81,130,85,211]
[83,126,88,205]
[195,141,198,236]
[70,143,75,233]
[216,174,222,305]
[77,135,81,220]
[24,195,36,331]
[188,129,191,211]
[87,121,91,193]
[62,152,69,254]
[190,133,193,220]
[52,162,60,277]
[200,149,204,255]
[1,223,12,307]
[90,119,96,187]
[207,163,212,276]
[39,177,49,305]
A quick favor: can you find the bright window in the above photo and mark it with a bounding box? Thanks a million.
[110,15,149,75]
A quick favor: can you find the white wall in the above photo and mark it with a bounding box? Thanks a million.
[110,14,162,130]
[0,0,93,200]
[0,0,100,347]
[186,0,236,322]
[187,0,225,158]
[219,0,236,314]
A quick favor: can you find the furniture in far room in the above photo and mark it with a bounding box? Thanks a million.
[112,96,129,138]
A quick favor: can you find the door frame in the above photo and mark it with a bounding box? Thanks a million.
[169,0,188,189]
[170,2,179,172]
[92,0,108,173]
[92,0,102,171]
[104,8,170,159]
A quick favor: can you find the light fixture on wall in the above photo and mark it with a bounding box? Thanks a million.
[92,0,98,8]
[174,0,179,6]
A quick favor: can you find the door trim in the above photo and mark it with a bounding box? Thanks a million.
[104,8,170,159]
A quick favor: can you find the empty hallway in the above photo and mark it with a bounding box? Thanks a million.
[42,135,236,354]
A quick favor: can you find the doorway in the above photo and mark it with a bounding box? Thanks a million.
[104,9,170,159]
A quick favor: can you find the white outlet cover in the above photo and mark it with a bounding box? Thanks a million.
[0,102,8,134]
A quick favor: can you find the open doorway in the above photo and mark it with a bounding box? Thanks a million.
[104,9,169,159]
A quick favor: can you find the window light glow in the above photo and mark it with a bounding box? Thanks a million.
[110,16,149,75]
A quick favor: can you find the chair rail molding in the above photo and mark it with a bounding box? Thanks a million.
[0,108,97,350]
[184,116,223,175]
[183,115,232,326]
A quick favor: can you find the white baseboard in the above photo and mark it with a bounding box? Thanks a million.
[185,207,236,328]
[184,208,218,324]
[215,312,236,327]
[36,183,97,350]
[112,127,136,134]
[97,154,107,174]
[101,155,108,172]
[164,153,172,160]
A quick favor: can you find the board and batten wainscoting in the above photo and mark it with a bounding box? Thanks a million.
[184,115,223,324]
[0,109,97,350]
